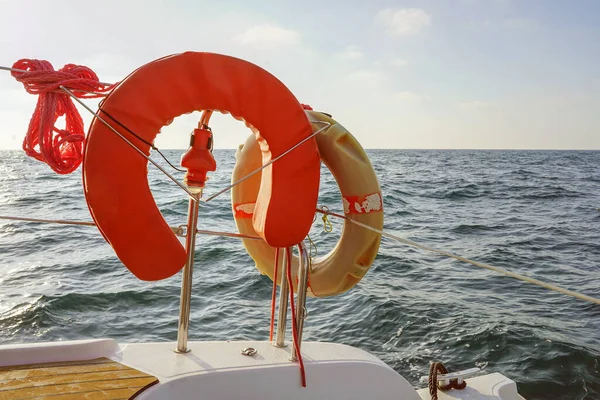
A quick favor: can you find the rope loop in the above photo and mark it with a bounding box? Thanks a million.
[306,234,318,261]
[428,362,467,400]
[319,206,333,232]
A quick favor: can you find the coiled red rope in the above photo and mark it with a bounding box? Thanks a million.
[10,59,116,174]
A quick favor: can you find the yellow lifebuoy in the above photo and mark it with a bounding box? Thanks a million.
[231,111,384,297]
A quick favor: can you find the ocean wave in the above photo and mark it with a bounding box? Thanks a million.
[451,223,507,234]
[522,186,582,199]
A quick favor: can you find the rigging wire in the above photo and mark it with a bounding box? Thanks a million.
[99,109,186,173]
[203,120,332,203]
[0,215,262,241]
[4,65,597,306]
[60,86,197,200]
[61,80,331,203]
[315,208,600,306]
[2,210,598,306]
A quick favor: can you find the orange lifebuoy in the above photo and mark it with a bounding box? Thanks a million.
[83,52,320,281]
[232,111,384,297]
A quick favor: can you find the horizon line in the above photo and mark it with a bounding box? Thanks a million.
[0,147,599,151]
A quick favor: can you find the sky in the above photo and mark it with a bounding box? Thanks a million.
[0,0,599,150]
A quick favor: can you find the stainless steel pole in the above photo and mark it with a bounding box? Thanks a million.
[175,192,201,353]
[274,247,290,347]
[291,241,309,361]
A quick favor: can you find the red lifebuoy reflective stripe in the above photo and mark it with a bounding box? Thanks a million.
[83,52,320,281]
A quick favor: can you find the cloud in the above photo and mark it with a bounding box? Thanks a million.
[337,46,364,60]
[467,20,492,30]
[233,25,300,50]
[504,18,540,31]
[346,70,383,86]
[390,58,408,67]
[394,91,431,103]
[457,101,496,111]
[376,8,431,36]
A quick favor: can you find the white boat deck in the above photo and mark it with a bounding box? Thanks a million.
[0,339,525,400]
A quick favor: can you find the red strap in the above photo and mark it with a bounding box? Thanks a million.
[269,248,280,341]
[286,249,307,387]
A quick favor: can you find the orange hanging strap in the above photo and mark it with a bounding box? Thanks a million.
[269,248,280,341]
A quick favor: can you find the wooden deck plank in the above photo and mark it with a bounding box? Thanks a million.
[37,386,151,399]
[0,376,157,399]
[0,358,109,372]
[0,361,131,383]
[0,357,158,400]
[0,368,151,391]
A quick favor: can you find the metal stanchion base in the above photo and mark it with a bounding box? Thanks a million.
[173,347,191,354]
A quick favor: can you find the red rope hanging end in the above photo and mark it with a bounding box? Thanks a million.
[286,248,307,387]
[10,59,116,174]
[269,248,281,341]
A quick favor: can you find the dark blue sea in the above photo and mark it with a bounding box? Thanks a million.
[1,149,599,399]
